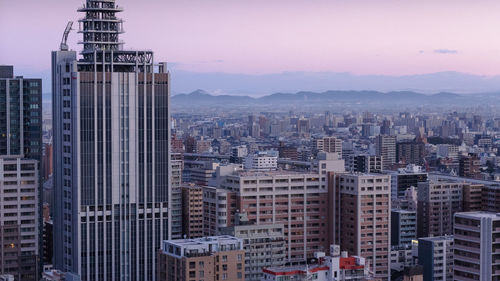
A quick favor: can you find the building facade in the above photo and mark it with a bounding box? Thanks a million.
[157,236,245,281]
[0,156,39,281]
[331,173,391,280]
[52,1,171,280]
[417,236,454,281]
[391,209,417,247]
[453,212,500,281]
[417,180,463,238]
[376,135,396,170]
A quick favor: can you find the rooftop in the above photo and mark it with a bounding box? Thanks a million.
[455,211,500,219]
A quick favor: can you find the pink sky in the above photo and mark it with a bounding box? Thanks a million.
[1,0,500,76]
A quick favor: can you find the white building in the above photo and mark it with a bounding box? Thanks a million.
[244,151,278,170]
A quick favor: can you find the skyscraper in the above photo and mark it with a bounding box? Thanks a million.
[0,65,43,281]
[52,1,171,280]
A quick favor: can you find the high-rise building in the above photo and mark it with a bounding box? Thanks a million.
[171,153,183,239]
[157,236,245,281]
[0,65,42,160]
[417,181,463,237]
[391,209,417,247]
[52,1,171,280]
[453,212,500,281]
[417,236,454,281]
[396,141,425,166]
[0,65,43,280]
[0,156,40,281]
[330,173,391,280]
[181,184,204,239]
[376,135,396,170]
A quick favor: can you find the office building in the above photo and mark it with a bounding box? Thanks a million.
[418,236,454,281]
[52,1,171,279]
[453,212,500,281]
[157,236,245,281]
[417,180,463,237]
[220,214,286,281]
[376,135,396,170]
[181,184,204,239]
[0,156,39,281]
[243,151,278,170]
[391,209,417,247]
[331,173,391,280]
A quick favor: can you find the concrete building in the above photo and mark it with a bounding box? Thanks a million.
[417,180,463,237]
[389,164,427,199]
[396,141,425,166]
[331,173,391,280]
[171,153,183,239]
[220,215,286,281]
[0,156,39,281]
[390,244,418,273]
[216,155,344,264]
[462,184,483,212]
[391,209,417,247]
[0,65,43,280]
[182,184,204,239]
[459,154,481,179]
[313,137,343,155]
[453,212,500,281]
[376,135,396,170]
[52,1,172,279]
[261,246,368,281]
[203,186,237,236]
[244,151,278,171]
[350,155,383,174]
[418,236,454,281]
[157,236,245,281]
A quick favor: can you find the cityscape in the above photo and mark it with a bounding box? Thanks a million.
[2,0,500,281]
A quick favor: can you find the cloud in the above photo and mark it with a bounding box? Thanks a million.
[434,49,458,54]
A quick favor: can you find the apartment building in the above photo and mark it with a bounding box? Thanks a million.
[330,173,391,281]
[417,180,463,237]
[157,236,245,281]
[453,212,500,281]
[418,236,454,281]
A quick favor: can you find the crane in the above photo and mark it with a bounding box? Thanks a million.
[60,21,73,51]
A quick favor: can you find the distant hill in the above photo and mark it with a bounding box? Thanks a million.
[172,89,493,109]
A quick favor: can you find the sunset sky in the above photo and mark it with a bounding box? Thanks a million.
[1,0,500,93]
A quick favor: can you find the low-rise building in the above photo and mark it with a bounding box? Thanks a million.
[157,236,245,281]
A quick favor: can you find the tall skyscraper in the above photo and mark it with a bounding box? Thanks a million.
[52,1,171,280]
[0,65,43,281]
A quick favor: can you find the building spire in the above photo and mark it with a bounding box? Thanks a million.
[77,0,124,60]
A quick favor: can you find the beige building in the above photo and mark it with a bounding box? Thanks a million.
[313,136,342,155]
[0,156,39,281]
[182,184,204,239]
[157,236,245,281]
[330,173,391,281]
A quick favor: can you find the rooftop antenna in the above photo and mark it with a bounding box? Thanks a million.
[60,21,73,51]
